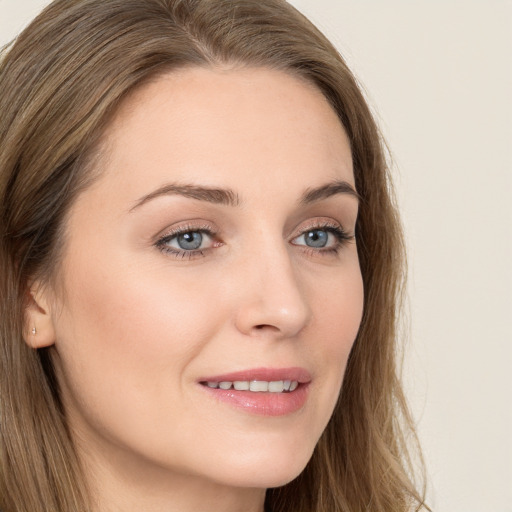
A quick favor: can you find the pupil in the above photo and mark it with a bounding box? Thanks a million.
[177,232,202,250]
[306,230,328,248]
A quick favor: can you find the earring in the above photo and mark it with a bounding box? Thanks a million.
[31,327,37,335]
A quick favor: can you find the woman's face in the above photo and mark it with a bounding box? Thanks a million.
[44,67,363,496]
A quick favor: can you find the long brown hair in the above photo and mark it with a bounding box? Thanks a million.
[0,0,428,510]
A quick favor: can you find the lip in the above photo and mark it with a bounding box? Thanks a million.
[198,366,311,384]
[198,366,311,417]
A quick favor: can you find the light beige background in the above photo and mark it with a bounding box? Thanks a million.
[1,1,511,510]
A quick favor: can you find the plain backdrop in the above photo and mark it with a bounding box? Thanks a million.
[1,1,511,511]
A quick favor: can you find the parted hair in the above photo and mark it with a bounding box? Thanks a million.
[0,0,428,511]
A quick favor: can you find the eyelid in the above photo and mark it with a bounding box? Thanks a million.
[289,218,355,256]
[290,218,352,239]
[162,230,214,250]
[154,221,218,243]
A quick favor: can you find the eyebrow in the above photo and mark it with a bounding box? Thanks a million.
[129,179,359,212]
[129,183,241,211]
[300,180,360,205]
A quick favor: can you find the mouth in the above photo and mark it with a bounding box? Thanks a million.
[200,380,299,393]
[197,367,311,416]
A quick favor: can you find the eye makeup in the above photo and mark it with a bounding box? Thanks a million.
[155,222,221,260]
[154,218,355,261]
[290,221,355,257]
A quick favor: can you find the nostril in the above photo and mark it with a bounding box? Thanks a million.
[254,324,279,331]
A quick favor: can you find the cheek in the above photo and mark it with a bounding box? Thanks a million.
[52,255,224,433]
[295,259,364,430]
[311,261,364,356]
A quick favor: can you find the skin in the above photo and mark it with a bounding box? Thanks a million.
[28,67,364,512]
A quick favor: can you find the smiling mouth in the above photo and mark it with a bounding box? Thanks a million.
[200,380,299,393]
[198,368,310,415]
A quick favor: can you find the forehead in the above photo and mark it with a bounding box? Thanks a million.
[91,66,354,204]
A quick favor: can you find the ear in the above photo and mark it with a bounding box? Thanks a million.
[23,282,56,349]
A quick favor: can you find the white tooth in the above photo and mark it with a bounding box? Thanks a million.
[219,381,232,390]
[250,380,269,392]
[283,380,291,391]
[207,382,219,388]
[234,381,250,391]
[268,381,284,393]
[289,381,298,391]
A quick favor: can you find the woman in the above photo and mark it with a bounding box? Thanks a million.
[0,0,428,511]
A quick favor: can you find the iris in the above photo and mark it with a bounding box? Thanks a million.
[177,232,203,250]
[305,230,328,248]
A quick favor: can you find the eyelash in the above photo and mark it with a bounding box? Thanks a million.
[155,222,354,260]
[155,223,218,260]
[294,222,355,257]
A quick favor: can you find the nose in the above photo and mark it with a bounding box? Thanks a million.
[233,244,312,339]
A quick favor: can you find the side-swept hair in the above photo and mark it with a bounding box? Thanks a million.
[0,1,427,510]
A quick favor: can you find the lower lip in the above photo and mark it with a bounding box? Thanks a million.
[200,384,309,416]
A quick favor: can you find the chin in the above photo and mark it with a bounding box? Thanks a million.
[210,463,309,491]
[201,437,316,490]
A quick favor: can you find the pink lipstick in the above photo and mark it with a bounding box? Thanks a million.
[198,367,311,416]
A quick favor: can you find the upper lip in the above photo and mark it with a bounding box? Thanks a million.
[198,367,311,383]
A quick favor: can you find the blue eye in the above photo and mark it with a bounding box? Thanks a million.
[157,229,215,256]
[176,232,203,250]
[303,229,329,248]
[293,228,336,249]
[156,222,352,260]
[291,224,353,255]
